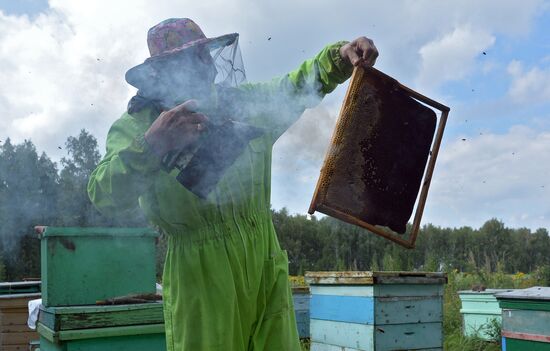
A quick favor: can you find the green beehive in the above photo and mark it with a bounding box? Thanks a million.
[37,227,158,307]
[458,289,514,340]
[37,302,166,351]
[497,287,550,351]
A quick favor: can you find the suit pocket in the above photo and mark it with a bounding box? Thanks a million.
[262,250,291,319]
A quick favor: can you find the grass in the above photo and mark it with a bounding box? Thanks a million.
[293,269,544,351]
[443,269,538,351]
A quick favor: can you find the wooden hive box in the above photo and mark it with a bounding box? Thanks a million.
[0,281,41,351]
[292,287,311,339]
[37,302,166,351]
[497,287,550,350]
[305,271,447,351]
[458,289,515,340]
[36,226,158,307]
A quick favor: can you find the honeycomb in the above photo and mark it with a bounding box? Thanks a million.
[312,67,437,234]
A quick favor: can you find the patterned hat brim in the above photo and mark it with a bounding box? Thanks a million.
[126,33,238,88]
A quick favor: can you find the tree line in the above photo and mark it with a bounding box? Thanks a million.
[0,130,549,281]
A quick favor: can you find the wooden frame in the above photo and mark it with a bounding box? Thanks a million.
[308,67,450,249]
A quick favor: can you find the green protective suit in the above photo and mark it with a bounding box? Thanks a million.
[88,42,352,351]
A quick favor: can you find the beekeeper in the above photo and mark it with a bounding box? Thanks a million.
[88,18,378,351]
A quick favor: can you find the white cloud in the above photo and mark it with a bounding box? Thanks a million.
[0,0,548,229]
[416,26,495,90]
[507,60,550,103]
[426,126,550,229]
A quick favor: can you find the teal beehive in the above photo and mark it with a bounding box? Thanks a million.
[458,289,514,340]
[305,271,447,351]
[37,227,158,307]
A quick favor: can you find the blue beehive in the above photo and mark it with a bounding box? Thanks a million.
[292,287,310,339]
[305,271,447,351]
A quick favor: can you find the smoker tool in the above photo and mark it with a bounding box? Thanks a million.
[162,110,264,199]
[308,67,450,249]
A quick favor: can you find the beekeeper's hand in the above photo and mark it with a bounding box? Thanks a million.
[145,100,208,157]
[340,37,379,68]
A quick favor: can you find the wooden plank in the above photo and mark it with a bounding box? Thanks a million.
[375,296,442,324]
[39,332,166,351]
[502,331,550,343]
[306,271,374,285]
[497,287,550,301]
[503,336,550,351]
[1,324,36,332]
[311,285,374,297]
[0,331,39,345]
[459,292,503,314]
[40,303,161,315]
[38,322,165,342]
[502,309,550,338]
[310,319,374,351]
[296,310,310,338]
[292,287,310,294]
[1,312,29,326]
[311,342,442,351]
[374,322,443,350]
[373,272,447,285]
[310,295,374,324]
[2,345,34,351]
[499,300,550,312]
[39,303,164,331]
[292,294,310,311]
[0,294,40,308]
[374,284,443,297]
[311,342,362,351]
[60,323,165,341]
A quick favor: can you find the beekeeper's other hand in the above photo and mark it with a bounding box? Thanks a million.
[145,100,208,157]
[340,37,379,68]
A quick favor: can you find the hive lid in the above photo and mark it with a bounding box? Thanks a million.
[35,226,159,238]
[0,281,41,295]
[458,289,515,295]
[305,271,447,285]
[496,286,550,301]
[308,67,449,249]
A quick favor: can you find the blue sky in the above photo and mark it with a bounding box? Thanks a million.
[1,1,549,230]
[0,0,48,16]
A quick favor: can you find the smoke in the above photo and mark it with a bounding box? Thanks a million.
[111,26,333,211]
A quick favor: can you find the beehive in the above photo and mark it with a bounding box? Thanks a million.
[497,287,550,350]
[458,289,514,340]
[0,282,41,351]
[305,271,447,351]
[292,287,310,339]
[37,302,166,351]
[309,67,450,248]
[37,227,158,307]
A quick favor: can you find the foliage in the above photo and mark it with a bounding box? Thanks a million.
[533,264,550,286]
[0,130,147,281]
[441,268,545,351]
[289,275,307,288]
[484,318,502,343]
[1,130,549,284]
